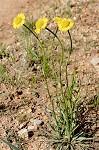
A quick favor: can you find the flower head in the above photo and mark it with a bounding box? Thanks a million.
[58,18,74,32]
[53,17,62,24]
[53,17,74,32]
[35,18,48,34]
[13,13,25,29]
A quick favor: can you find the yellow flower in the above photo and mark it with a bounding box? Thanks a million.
[58,18,74,32]
[53,17,74,32]
[13,13,25,29]
[35,18,48,34]
[53,17,62,24]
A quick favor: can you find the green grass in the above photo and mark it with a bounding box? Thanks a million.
[0,42,9,58]
[0,137,20,150]
[0,64,6,81]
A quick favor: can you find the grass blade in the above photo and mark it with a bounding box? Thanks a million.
[0,137,20,150]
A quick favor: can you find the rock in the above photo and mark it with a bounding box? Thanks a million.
[19,123,25,129]
[33,119,44,125]
[28,131,34,138]
[90,56,99,73]
[28,125,35,131]
[18,128,28,139]
[19,120,29,129]
[30,119,44,130]
[37,65,41,70]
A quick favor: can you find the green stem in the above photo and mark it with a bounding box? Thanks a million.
[50,37,62,119]
[23,24,38,40]
[46,27,64,63]
[23,24,44,56]
[45,77,59,128]
[68,30,72,55]
[23,24,59,129]
[46,27,64,100]
[64,97,71,141]
[46,28,70,137]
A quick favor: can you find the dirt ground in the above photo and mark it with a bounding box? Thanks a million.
[0,0,44,44]
[0,0,99,150]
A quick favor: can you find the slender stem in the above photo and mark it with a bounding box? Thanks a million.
[45,77,59,128]
[50,39,62,117]
[23,24,39,40]
[23,24,44,55]
[23,24,59,129]
[65,61,69,88]
[46,28,71,138]
[46,27,64,57]
[55,26,58,35]
[68,30,72,54]
[46,27,64,100]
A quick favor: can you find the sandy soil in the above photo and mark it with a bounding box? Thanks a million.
[0,0,37,44]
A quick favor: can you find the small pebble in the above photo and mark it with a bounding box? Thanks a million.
[28,125,35,131]
[33,119,43,125]
[28,131,34,138]
[18,128,28,139]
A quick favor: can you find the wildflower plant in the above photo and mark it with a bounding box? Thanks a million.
[2,13,95,150]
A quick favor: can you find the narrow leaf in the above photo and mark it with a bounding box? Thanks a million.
[0,137,20,150]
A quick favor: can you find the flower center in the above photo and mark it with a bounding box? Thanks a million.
[15,17,22,25]
[61,20,70,28]
[37,20,44,29]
